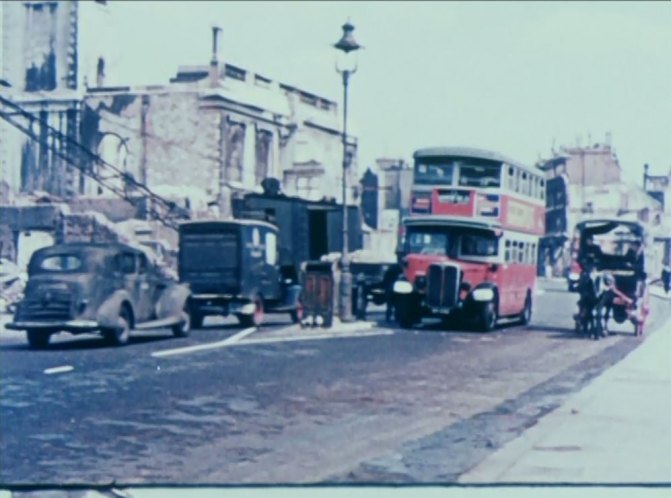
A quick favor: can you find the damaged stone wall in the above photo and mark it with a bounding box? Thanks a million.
[55,214,122,244]
[82,91,220,200]
[81,89,281,217]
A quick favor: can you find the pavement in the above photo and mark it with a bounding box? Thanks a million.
[460,289,671,484]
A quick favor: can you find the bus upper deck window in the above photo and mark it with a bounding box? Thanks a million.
[459,163,501,188]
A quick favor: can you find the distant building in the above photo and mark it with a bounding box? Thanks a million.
[537,136,664,276]
[643,163,671,266]
[356,158,411,260]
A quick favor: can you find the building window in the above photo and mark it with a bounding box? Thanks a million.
[225,65,246,81]
[296,176,318,200]
[300,92,318,106]
[255,75,271,88]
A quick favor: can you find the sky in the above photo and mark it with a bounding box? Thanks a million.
[97,1,671,185]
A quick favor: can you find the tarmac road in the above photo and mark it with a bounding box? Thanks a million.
[1,279,667,485]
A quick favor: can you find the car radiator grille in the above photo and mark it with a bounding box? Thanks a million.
[426,264,460,309]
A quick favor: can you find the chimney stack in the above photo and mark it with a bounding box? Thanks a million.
[210,26,222,87]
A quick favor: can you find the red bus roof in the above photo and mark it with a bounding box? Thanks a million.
[413,146,533,172]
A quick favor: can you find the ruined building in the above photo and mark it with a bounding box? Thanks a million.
[1,0,358,263]
[1,0,357,212]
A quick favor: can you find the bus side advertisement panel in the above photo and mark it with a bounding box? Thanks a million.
[501,196,545,234]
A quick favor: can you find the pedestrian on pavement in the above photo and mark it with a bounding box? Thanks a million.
[662,265,671,294]
[383,263,403,323]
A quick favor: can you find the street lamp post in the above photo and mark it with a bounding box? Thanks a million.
[334,20,361,322]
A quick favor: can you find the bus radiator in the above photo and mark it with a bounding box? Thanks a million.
[426,264,460,309]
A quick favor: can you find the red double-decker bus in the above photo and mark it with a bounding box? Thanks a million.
[394,147,545,331]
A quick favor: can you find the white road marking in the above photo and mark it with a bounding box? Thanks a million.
[151,327,257,358]
[239,329,394,346]
[44,365,74,375]
[535,289,546,295]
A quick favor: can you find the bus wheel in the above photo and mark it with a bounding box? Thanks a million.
[396,296,416,329]
[479,300,498,332]
[519,293,532,325]
[27,329,51,349]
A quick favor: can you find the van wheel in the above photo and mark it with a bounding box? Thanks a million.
[27,329,50,349]
[190,309,204,329]
[172,307,191,338]
[478,300,498,332]
[238,296,264,328]
[191,312,204,329]
[396,296,416,329]
[103,307,131,346]
[519,293,532,325]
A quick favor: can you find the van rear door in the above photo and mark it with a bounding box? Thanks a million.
[179,226,240,295]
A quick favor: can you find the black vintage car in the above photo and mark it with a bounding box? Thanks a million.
[7,242,191,348]
[179,220,302,328]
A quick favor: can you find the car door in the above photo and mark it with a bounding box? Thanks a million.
[136,252,160,321]
[117,251,151,322]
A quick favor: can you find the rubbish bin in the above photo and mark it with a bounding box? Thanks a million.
[301,261,335,327]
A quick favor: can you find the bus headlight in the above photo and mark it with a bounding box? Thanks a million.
[472,288,494,302]
[393,281,413,294]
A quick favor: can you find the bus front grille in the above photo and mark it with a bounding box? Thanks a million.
[426,264,460,309]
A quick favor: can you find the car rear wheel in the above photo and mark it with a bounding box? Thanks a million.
[27,329,50,349]
[172,306,191,338]
[103,307,131,346]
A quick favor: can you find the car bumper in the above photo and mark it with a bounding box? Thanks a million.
[5,319,100,332]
